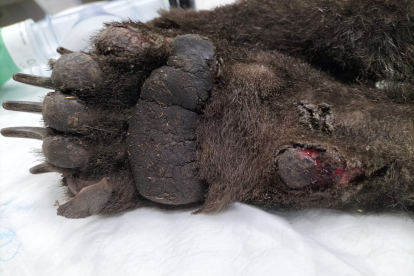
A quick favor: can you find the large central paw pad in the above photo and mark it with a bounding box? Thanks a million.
[128,35,215,205]
[1,31,215,218]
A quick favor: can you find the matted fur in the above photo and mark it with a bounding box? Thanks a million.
[196,51,414,213]
[153,0,414,85]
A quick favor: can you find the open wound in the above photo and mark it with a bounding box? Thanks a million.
[275,146,364,190]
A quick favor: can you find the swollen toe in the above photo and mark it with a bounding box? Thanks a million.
[42,91,128,133]
[51,52,103,91]
[96,23,169,57]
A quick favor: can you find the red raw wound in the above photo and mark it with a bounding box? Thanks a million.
[278,147,364,190]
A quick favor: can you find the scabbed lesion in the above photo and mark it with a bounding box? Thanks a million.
[297,102,334,133]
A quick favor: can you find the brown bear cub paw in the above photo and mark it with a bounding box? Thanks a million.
[1,26,215,218]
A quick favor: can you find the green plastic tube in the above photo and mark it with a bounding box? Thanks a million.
[0,27,20,87]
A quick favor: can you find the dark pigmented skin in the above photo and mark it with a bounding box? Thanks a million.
[141,66,211,112]
[128,101,206,205]
[43,91,95,133]
[141,35,214,112]
[51,52,103,91]
[42,136,90,169]
[276,148,317,189]
[128,35,214,205]
[98,26,150,56]
[275,147,363,190]
[97,24,168,57]
[43,91,128,134]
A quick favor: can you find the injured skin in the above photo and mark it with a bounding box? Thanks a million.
[1,0,414,218]
[276,147,364,190]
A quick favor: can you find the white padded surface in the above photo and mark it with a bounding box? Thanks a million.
[1,75,414,276]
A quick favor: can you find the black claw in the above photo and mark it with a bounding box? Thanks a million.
[1,127,50,140]
[13,73,56,90]
[56,47,74,55]
[30,162,76,175]
[30,163,56,174]
[2,101,43,113]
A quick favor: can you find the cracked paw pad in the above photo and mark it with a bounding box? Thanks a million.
[128,34,214,205]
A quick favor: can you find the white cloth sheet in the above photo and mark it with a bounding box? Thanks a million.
[1,75,414,276]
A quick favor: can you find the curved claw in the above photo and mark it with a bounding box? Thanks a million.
[56,47,73,55]
[2,101,43,113]
[1,127,49,140]
[30,163,57,174]
[30,162,76,175]
[13,73,55,90]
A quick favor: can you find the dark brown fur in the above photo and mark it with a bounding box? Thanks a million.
[148,0,414,213]
[197,51,414,213]
[153,0,414,86]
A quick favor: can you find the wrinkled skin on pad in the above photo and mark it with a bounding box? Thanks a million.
[2,0,414,218]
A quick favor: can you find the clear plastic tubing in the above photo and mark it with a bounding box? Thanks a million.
[0,0,170,86]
